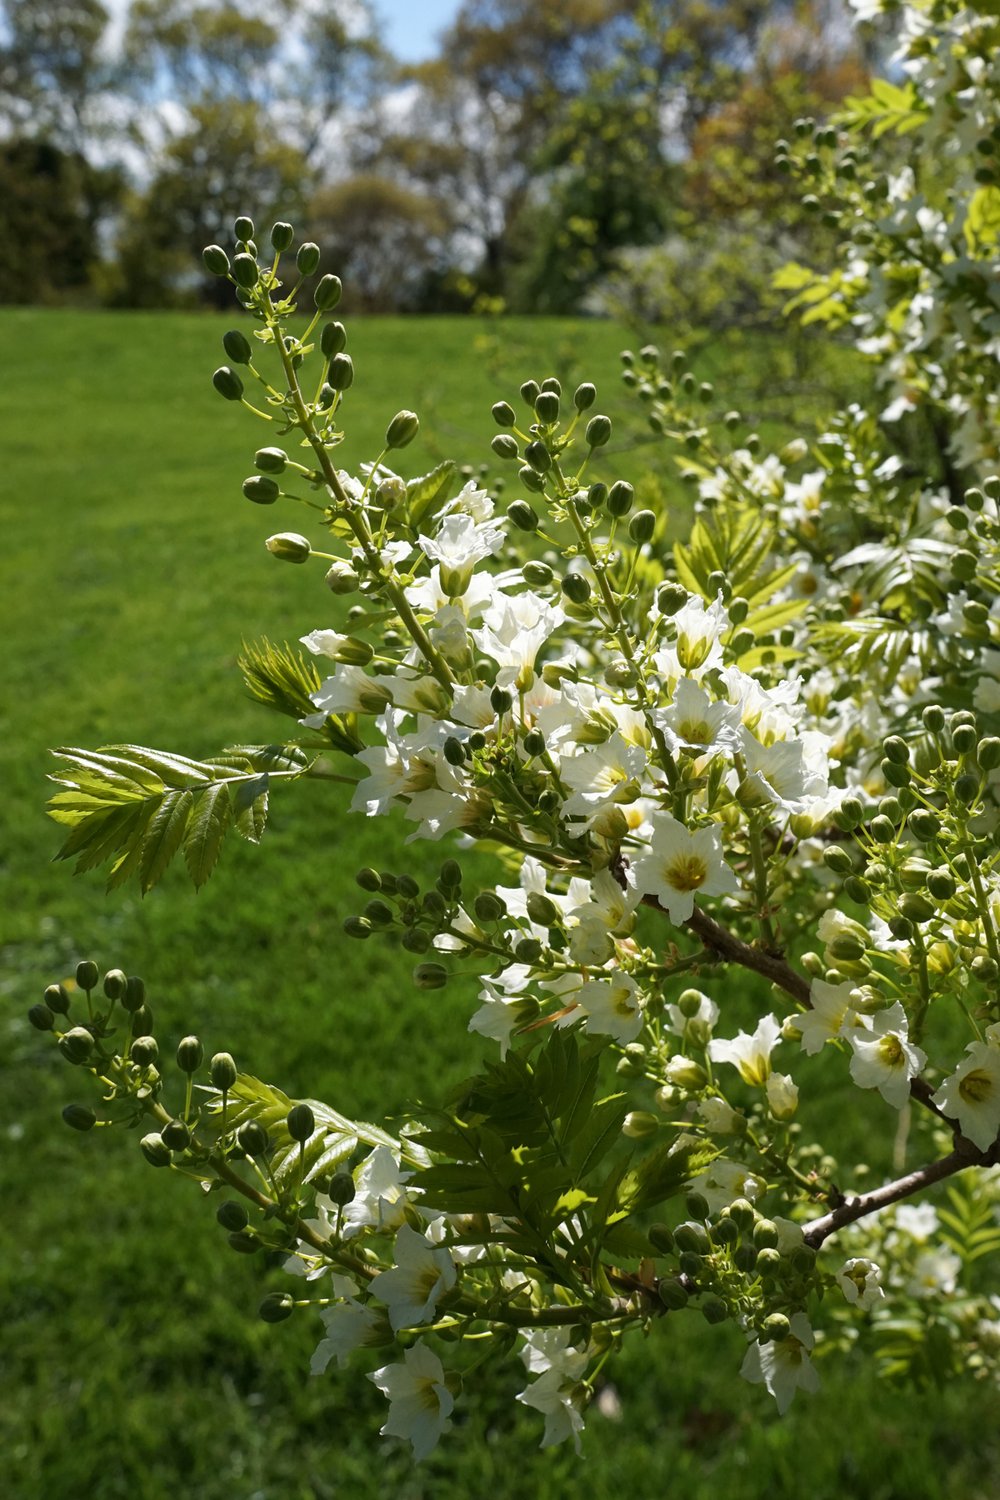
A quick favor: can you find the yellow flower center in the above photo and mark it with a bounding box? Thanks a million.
[960,1068,994,1105]
[665,854,708,893]
[876,1034,904,1068]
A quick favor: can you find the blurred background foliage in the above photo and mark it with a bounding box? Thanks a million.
[1,0,885,324]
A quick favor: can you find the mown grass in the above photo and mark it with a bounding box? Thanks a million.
[3,308,998,1500]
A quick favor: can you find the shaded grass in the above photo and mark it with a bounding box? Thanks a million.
[4,308,996,1499]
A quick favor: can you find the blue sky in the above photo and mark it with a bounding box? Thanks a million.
[376,0,462,61]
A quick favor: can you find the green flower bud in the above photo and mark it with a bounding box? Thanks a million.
[44,983,71,1015]
[519,465,546,493]
[326,352,354,391]
[753,1219,779,1249]
[234,216,255,242]
[364,898,393,925]
[979,737,1000,771]
[386,410,419,450]
[574,382,597,411]
[161,1118,191,1152]
[176,1035,203,1074]
[321,321,347,357]
[130,1035,158,1067]
[908,808,941,841]
[678,1251,703,1279]
[953,723,978,755]
[657,1277,690,1310]
[203,244,230,276]
[507,500,539,532]
[492,433,520,461]
[413,963,448,990]
[922,704,946,733]
[140,1132,173,1168]
[585,414,612,447]
[519,380,540,406]
[251,449,285,478]
[439,859,461,890]
[343,916,372,939]
[622,1111,659,1141]
[523,439,552,474]
[711,1217,740,1247]
[534,390,560,426]
[296,241,320,275]
[899,892,935,924]
[606,481,634,518]
[237,1120,269,1158]
[540,377,561,395]
[266,532,311,563]
[883,736,909,765]
[492,400,516,427]
[59,1026,94,1065]
[762,1313,791,1342]
[701,1297,728,1325]
[561,573,592,605]
[259,1291,295,1323]
[62,1104,97,1132]
[526,891,560,927]
[491,685,513,715]
[828,933,866,963]
[823,844,854,875]
[222,328,253,365]
[212,366,244,402]
[286,1103,315,1142]
[648,1223,674,1254]
[473,891,507,923]
[869,815,896,845]
[228,1232,260,1255]
[755,1246,782,1274]
[210,1052,238,1090]
[76,960,99,992]
[675,1221,711,1254]
[515,937,543,965]
[216,1200,250,1232]
[122,976,146,1013]
[733,1244,758,1273]
[685,1191,710,1221]
[232,253,259,290]
[270,221,294,253]
[325,560,360,594]
[28,1002,54,1030]
[926,868,956,901]
[656,582,689,615]
[243,476,280,505]
[443,736,466,767]
[881,758,911,788]
[314,274,343,311]
[951,549,978,582]
[130,1004,154,1037]
[842,875,870,905]
[955,772,981,805]
[401,928,431,954]
[628,509,656,543]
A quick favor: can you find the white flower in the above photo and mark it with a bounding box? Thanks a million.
[932,1039,1000,1150]
[666,989,719,1037]
[560,732,647,821]
[740,1312,820,1414]
[341,1146,412,1238]
[669,593,730,673]
[690,1158,766,1214]
[311,1299,390,1372]
[472,590,564,689]
[517,1332,588,1452]
[696,1097,745,1134]
[419,511,503,596]
[837,1258,885,1311]
[799,978,859,1055]
[369,1343,454,1460]
[632,812,740,924]
[766,1071,799,1120]
[907,1247,961,1298]
[369,1223,457,1333]
[576,974,644,1043]
[708,1014,781,1087]
[848,1003,926,1109]
[655,677,742,756]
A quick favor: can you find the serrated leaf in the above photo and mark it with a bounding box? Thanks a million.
[232,774,269,843]
[183,783,232,888]
[139,788,194,893]
[406,460,457,528]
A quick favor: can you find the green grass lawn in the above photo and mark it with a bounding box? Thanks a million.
[3,307,998,1500]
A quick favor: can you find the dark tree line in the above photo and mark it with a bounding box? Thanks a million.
[0,0,876,312]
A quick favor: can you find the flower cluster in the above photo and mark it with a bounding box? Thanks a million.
[34,0,1000,1464]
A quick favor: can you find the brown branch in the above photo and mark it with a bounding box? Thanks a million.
[802,1138,998,1248]
[645,895,956,1126]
